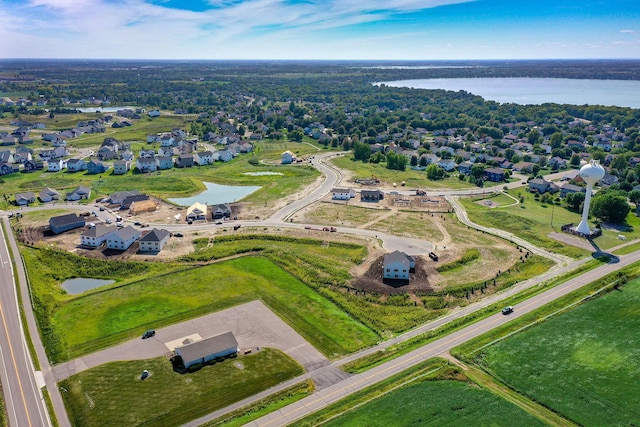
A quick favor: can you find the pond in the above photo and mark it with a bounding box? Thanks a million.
[61,278,115,295]
[168,182,261,207]
[242,171,283,176]
[75,106,137,113]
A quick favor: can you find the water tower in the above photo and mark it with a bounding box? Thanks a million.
[575,160,605,236]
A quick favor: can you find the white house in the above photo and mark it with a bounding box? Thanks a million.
[66,158,86,172]
[331,188,356,200]
[106,226,141,250]
[136,157,157,173]
[81,224,116,247]
[281,150,296,164]
[138,228,171,253]
[437,159,457,172]
[39,187,60,202]
[186,202,207,221]
[383,250,415,282]
[47,159,67,172]
[113,160,131,175]
[194,151,215,165]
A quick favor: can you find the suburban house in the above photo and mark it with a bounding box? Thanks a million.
[15,192,36,206]
[87,160,109,175]
[80,224,116,247]
[281,150,296,164]
[121,194,150,210]
[361,189,384,202]
[186,202,208,221]
[174,331,239,369]
[218,150,233,162]
[106,226,141,251]
[108,190,139,205]
[136,157,158,173]
[22,159,43,173]
[39,187,60,202]
[528,178,559,194]
[560,183,587,198]
[331,188,356,200]
[113,160,131,175]
[383,250,415,282]
[138,228,171,253]
[49,213,85,234]
[458,161,473,175]
[156,156,174,170]
[66,186,91,201]
[483,167,506,182]
[148,110,161,118]
[0,163,19,175]
[47,159,67,172]
[175,155,194,168]
[66,158,86,172]
[129,199,157,215]
[194,151,216,165]
[212,203,231,220]
[437,159,457,172]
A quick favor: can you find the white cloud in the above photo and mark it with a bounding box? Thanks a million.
[619,29,635,33]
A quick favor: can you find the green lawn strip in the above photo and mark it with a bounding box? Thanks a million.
[612,241,640,255]
[467,273,640,426]
[296,358,545,427]
[60,349,303,427]
[341,258,603,374]
[42,387,59,427]
[459,361,578,427]
[202,380,314,427]
[52,255,377,361]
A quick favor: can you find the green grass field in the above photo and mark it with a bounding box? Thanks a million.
[476,276,640,426]
[297,359,545,427]
[60,349,303,427]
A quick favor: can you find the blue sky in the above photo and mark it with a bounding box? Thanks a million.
[0,0,638,59]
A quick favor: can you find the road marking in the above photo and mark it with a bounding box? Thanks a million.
[0,281,34,427]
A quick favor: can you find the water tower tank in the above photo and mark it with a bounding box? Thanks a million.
[579,160,605,186]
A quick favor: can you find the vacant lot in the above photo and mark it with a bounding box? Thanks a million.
[477,277,640,426]
[60,349,303,427]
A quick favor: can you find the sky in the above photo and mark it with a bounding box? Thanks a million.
[0,0,638,60]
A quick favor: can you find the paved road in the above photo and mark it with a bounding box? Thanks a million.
[245,248,640,426]
[0,219,50,427]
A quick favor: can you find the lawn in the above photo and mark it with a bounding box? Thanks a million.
[39,252,377,361]
[476,276,640,426]
[60,349,303,427]
[297,359,545,427]
[461,191,590,259]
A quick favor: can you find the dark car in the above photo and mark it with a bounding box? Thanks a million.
[501,306,514,315]
[173,233,183,237]
[134,221,142,226]
[142,330,156,339]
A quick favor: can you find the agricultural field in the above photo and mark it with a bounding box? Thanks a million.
[475,276,640,426]
[297,359,545,427]
[60,349,303,427]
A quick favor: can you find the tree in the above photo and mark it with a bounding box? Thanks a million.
[410,155,418,167]
[426,164,445,180]
[591,193,630,223]
[629,189,640,207]
[565,192,585,212]
[352,141,372,162]
[470,164,485,180]
[550,132,563,149]
[569,153,581,166]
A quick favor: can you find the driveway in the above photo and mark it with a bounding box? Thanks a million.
[51,300,328,382]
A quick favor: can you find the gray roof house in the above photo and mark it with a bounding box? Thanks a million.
[39,187,60,202]
[81,224,116,247]
[15,192,36,206]
[138,228,171,253]
[66,186,91,201]
[49,213,85,234]
[106,226,141,251]
[175,331,239,369]
[383,250,415,282]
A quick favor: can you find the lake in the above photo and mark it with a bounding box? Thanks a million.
[378,78,640,108]
[168,182,261,206]
[62,278,115,294]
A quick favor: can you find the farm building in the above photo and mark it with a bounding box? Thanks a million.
[129,199,158,215]
[186,202,208,221]
[138,228,171,253]
[383,250,415,282]
[175,331,239,369]
[49,213,85,234]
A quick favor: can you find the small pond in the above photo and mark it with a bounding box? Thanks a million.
[168,182,261,207]
[242,171,283,176]
[61,278,115,294]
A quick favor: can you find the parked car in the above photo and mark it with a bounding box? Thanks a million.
[173,233,183,237]
[99,206,105,211]
[105,218,112,224]
[134,221,142,226]
[502,306,514,315]
[142,330,156,339]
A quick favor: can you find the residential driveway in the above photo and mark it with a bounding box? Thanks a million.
[51,300,328,381]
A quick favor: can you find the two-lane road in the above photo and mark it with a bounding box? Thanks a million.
[0,218,49,426]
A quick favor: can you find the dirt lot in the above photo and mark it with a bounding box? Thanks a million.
[351,255,433,295]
